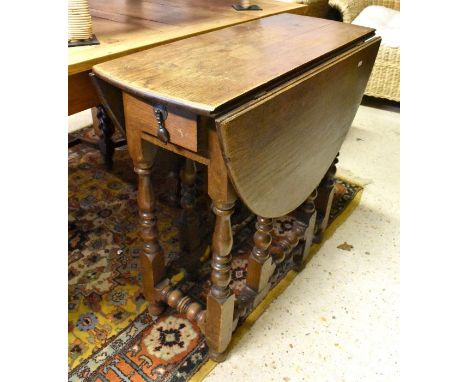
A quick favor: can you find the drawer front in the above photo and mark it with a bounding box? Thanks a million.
[216,38,381,218]
[123,93,198,152]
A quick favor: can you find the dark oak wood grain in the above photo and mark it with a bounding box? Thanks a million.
[92,14,375,114]
[216,38,380,218]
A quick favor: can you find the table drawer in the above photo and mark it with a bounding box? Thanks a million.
[123,92,199,152]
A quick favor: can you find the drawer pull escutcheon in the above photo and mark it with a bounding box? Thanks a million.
[153,104,170,143]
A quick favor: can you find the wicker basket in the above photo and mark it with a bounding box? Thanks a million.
[329,0,400,101]
[68,0,93,42]
[297,0,330,18]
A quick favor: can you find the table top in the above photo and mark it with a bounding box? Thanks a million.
[68,0,306,75]
[93,13,374,115]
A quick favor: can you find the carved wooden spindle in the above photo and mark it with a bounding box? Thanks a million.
[163,170,180,208]
[246,216,274,293]
[157,282,207,332]
[179,159,200,253]
[293,188,318,271]
[135,162,166,316]
[180,158,197,198]
[210,202,235,300]
[314,154,339,243]
[270,220,307,264]
[205,200,236,362]
[303,188,318,215]
[96,105,116,170]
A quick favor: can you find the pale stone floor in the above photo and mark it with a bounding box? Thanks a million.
[68,100,400,381]
[205,99,400,382]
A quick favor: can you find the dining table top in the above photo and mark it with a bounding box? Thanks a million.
[68,0,307,76]
[92,13,375,115]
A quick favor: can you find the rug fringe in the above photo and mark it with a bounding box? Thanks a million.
[189,187,364,382]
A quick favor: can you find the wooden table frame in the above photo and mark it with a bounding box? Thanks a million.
[126,113,325,361]
[124,102,342,361]
[91,13,380,362]
[93,15,380,361]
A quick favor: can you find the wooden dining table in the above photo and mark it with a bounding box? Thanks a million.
[91,12,379,361]
[68,0,307,117]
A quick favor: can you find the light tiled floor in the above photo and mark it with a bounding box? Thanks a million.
[204,101,400,382]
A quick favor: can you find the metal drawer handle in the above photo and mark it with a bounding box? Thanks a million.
[153,104,170,143]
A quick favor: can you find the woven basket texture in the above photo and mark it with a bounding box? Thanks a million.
[68,0,93,42]
[329,0,400,100]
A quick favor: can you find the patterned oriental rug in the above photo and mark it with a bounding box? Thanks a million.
[68,139,363,382]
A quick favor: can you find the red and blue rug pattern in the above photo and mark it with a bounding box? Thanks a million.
[68,139,362,382]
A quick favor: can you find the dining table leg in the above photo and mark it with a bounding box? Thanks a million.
[180,158,201,254]
[206,198,236,361]
[314,154,339,243]
[205,127,237,362]
[293,188,318,271]
[127,126,167,316]
[246,216,275,293]
[94,105,116,170]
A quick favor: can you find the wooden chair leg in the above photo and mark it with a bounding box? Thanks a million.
[205,199,236,362]
[314,154,339,243]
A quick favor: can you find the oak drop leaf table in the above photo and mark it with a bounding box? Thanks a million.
[91,13,380,361]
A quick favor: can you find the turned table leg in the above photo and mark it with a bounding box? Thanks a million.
[293,188,318,271]
[134,162,166,315]
[180,158,201,253]
[205,127,237,362]
[94,105,116,170]
[206,200,236,362]
[127,130,167,316]
[246,216,275,293]
[314,154,339,243]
